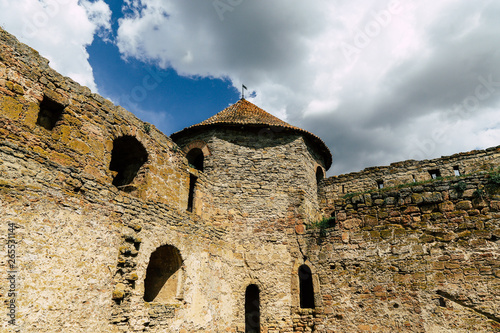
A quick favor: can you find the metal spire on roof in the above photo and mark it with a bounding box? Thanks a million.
[241,84,247,99]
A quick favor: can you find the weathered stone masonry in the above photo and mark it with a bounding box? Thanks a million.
[308,174,500,332]
[0,28,238,332]
[0,27,499,332]
[320,146,500,201]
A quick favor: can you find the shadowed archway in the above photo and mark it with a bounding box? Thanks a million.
[109,136,148,187]
[245,284,260,333]
[299,264,315,309]
[143,245,182,302]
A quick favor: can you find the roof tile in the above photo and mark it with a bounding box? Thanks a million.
[171,99,332,169]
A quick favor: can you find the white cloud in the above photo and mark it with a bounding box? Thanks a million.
[3,0,498,176]
[115,0,500,175]
[0,0,111,92]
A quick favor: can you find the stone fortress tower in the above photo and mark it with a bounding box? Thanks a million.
[0,28,499,332]
[171,98,332,230]
[168,98,333,332]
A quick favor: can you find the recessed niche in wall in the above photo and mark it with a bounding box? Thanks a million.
[245,284,260,333]
[109,136,148,187]
[36,96,64,130]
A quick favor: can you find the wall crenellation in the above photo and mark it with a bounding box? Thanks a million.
[320,145,500,202]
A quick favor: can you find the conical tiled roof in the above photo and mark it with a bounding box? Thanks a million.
[196,99,294,128]
[171,99,332,169]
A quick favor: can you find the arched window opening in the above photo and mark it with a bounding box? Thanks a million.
[36,96,64,130]
[143,245,182,303]
[316,166,324,184]
[245,284,260,333]
[186,148,204,171]
[109,136,148,187]
[299,265,315,309]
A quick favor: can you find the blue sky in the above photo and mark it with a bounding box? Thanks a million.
[1,0,499,175]
[88,35,239,135]
[88,0,242,135]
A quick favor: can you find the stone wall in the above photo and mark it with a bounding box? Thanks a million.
[173,127,330,331]
[0,28,243,332]
[320,146,500,201]
[0,27,305,333]
[301,173,500,332]
[173,127,324,235]
[0,29,193,210]
[0,147,241,332]
[1,26,499,333]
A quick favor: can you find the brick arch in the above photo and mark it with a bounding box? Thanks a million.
[315,164,325,183]
[182,140,210,157]
[107,125,150,174]
[111,124,149,144]
[137,235,188,296]
[239,278,265,294]
[183,140,210,172]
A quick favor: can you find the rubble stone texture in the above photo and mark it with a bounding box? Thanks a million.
[0,27,499,332]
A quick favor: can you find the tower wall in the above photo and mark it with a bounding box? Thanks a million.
[175,127,325,235]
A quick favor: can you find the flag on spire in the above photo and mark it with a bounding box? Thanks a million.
[242,84,247,99]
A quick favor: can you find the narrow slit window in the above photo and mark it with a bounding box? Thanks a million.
[316,166,324,184]
[245,284,260,333]
[298,265,315,309]
[453,166,460,176]
[36,96,64,130]
[377,180,384,189]
[187,174,197,212]
[342,185,345,194]
[428,169,441,179]
[412,175,416,182]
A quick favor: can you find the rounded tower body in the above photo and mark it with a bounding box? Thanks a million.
[171,99,332,234]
